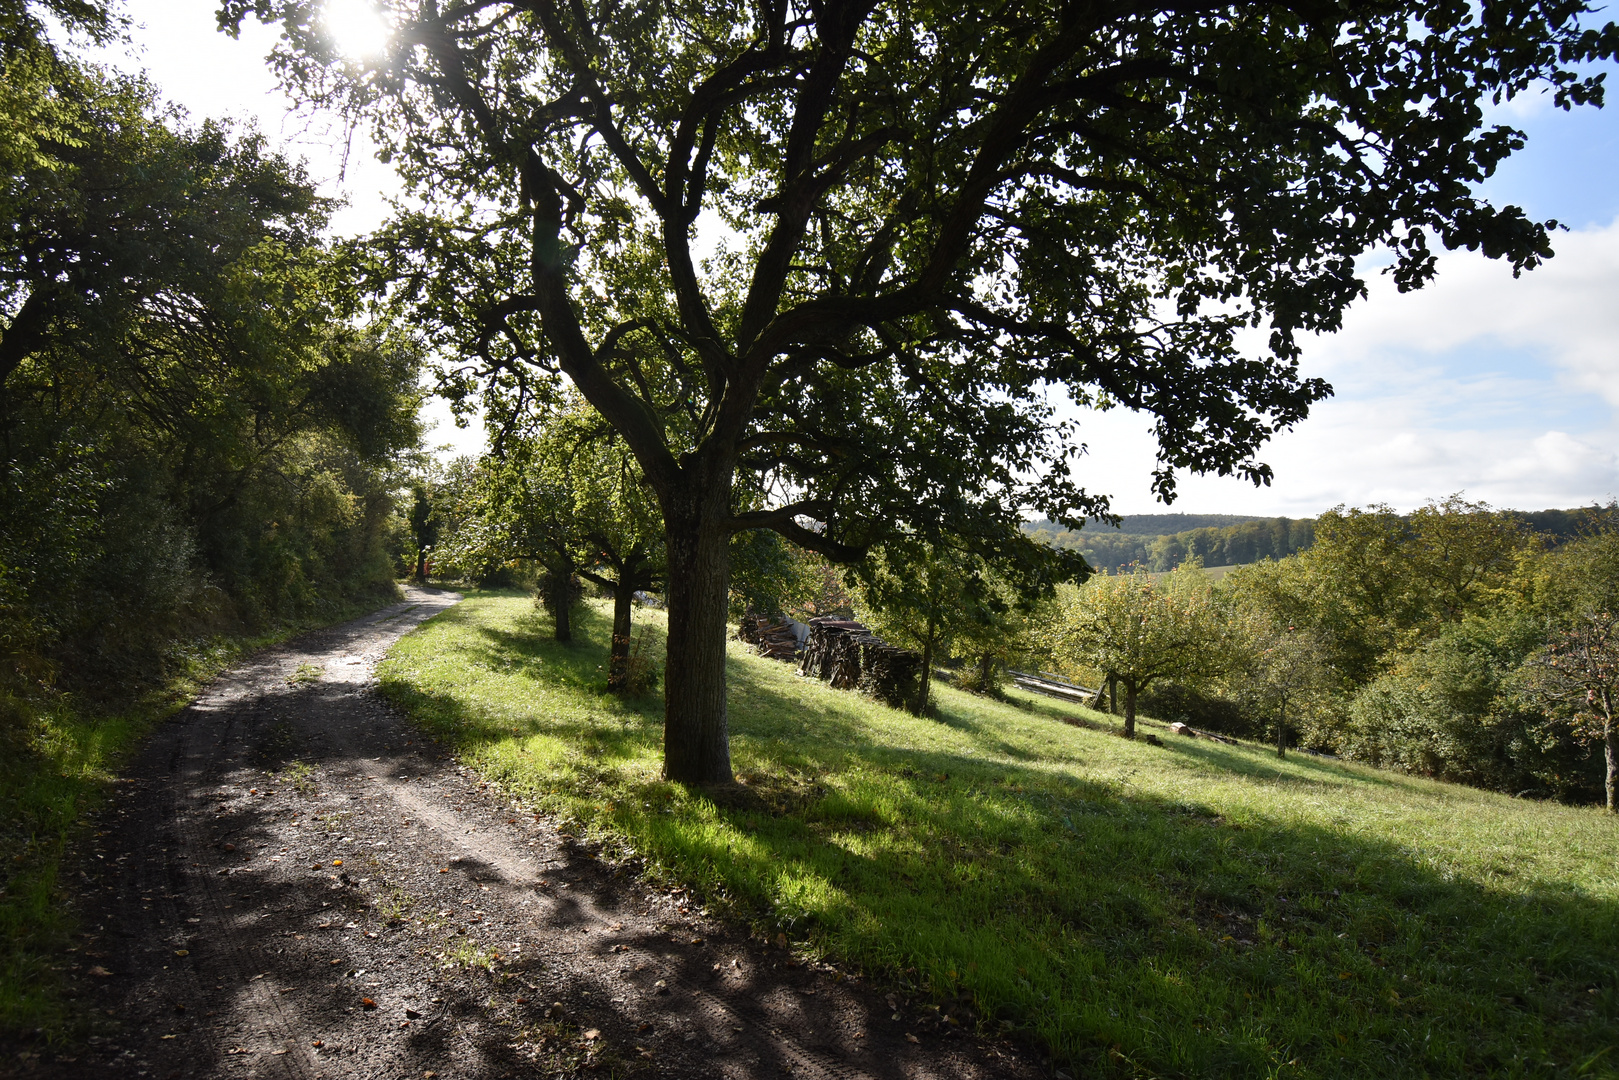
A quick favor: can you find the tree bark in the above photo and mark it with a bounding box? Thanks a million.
[608,580,634,692]
[914,632,935,717]
[660,481,734,784]
[1123,682,1137,738]
[1605,711,1615,815]
[1277,702,1287,759]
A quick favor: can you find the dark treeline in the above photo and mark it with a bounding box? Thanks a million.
[1,9,423,717]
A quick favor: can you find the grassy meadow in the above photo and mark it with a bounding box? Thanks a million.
[378,590,1619,1079]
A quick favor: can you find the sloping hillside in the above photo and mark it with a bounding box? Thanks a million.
[381,593,1619,1078]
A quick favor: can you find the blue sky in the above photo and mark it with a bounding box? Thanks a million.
[92,3,1619,517]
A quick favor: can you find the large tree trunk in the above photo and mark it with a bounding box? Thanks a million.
[660,483,734,785]
[608,580,634,692]
[1123,682,1137,739]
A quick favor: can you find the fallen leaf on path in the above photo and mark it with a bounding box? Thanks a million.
[361,997,377,1008]
[405,1009,422,1019]
[583,1029,600,1041]
[88,966,112,977]
[173,950,189,957]
[160,1035,176,1041]
[906,1034,920,1044]
[332,859,343,867]
[653,980,668,995]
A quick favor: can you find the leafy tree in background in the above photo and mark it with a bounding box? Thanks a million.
[224,0,1614,782]
[852,539,1029,715]
[439,400,664,689]
[566,424,666,693]
[1231,620,1335,758]
[727,529,824,621]
[1526,612,1619,814]
[406,480,440,580]
[1227,497,1535,687]
[1052,563,1226,738]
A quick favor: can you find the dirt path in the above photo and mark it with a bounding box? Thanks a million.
[18,588,1044,1079]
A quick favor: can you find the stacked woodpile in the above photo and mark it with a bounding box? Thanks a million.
[797,617,922,709]
[736,610,801,662]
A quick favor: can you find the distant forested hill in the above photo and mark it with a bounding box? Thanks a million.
[1026,504,1615,573]
[1023,516,1312,572]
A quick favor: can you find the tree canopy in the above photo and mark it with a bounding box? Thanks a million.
[222,0,1617,782]
[1,15,425,706]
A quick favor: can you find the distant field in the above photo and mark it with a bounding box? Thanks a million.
[1146,562,1245,582]
[380,592,1619,1079]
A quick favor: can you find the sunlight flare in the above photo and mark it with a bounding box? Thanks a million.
[324,0,391,59]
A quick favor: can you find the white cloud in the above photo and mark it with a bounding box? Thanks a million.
[1068,220,1619,515]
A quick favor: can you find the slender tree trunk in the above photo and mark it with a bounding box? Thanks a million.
[1277,702,1287,759]
[415,549,428,581]
[660,481,734,784]
[1605,710,1616,815]
[608,580,634,692]
[1123,682,1137,738]
[914,632,935,717]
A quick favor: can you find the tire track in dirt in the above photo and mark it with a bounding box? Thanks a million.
[19,587,1044,1079]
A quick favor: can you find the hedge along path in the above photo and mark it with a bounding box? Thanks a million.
[22,585,1038,1079]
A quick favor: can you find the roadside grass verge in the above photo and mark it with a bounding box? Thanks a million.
[0,585,403,1040]
[379,591,1619,1079]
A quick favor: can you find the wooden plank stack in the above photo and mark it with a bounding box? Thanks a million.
[1008,669,1097,704]
[798,617,922,709]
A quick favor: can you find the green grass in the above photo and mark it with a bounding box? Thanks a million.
[0,588,401,1039]
[378,591,1619,1079]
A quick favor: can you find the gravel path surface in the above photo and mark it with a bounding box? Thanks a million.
[20,587,1044,1079]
